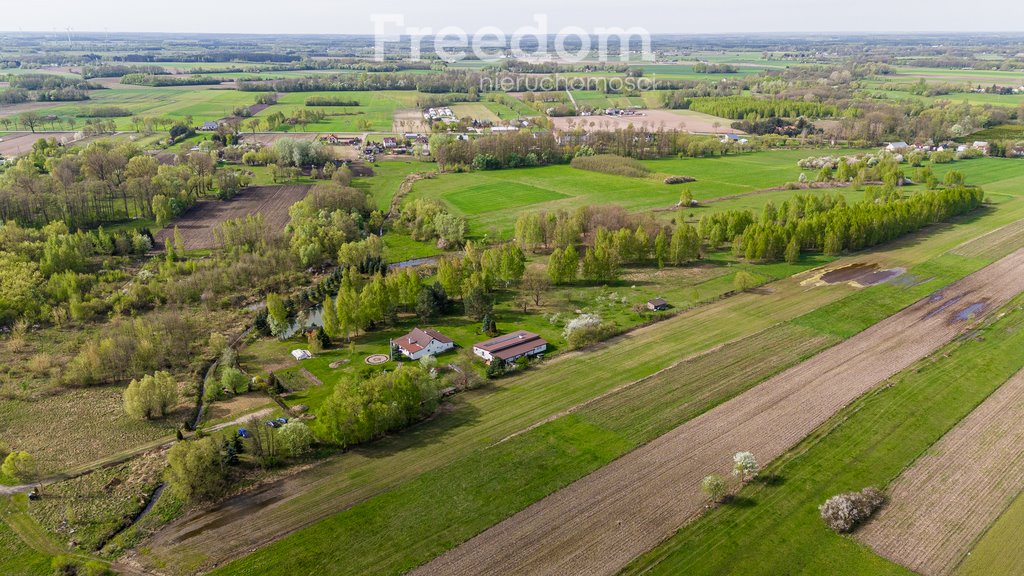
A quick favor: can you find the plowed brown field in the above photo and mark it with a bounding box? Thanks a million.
[858,367,1024,576]
[412,247,1024,576]
[153,185,310,250]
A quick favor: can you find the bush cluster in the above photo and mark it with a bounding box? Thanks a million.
[819,487,885,533]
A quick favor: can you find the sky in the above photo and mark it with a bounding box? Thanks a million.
[1,0,1023,35]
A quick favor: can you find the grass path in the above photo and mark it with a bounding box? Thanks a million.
[1,494,107,570]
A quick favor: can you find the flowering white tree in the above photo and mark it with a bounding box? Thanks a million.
[563,313,602,340]
[732,451,759,482]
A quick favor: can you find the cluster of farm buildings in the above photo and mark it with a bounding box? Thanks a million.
[388,327,550,366]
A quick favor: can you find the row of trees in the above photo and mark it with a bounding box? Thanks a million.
[715,187,986,262]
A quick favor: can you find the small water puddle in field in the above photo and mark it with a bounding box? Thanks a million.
[955,302,987,322]
[808,263,905,288]
[925,295,965,319]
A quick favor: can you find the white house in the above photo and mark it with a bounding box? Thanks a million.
[473,330,548,365]
[886,141,909,153]
[391,328,455,360]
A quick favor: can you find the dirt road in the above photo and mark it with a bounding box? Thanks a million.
[858,367,1024,576]
[412,247,1024,576]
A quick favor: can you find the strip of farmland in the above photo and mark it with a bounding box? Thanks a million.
[152,185,311,250]
[857,367,1024,576]
[412,247,1024,576]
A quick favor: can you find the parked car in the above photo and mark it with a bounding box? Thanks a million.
[237,428,250,438]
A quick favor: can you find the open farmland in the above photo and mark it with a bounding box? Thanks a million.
[549,108,741,133]
[408,148,868,237]
[31,86,258,130]
[255,90,440,133]
[0,131,78,156]
[858,367,1024,576]
[164,192,1024,576]
[154,185,311,250]
[955,489,1024,576]
[413,247,1024,576]
[625,291,1024,576]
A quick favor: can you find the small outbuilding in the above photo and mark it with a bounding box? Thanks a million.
[291,349,313,361]
[473,330,548,365]
[646,297,670,311]
[391,328,455,360]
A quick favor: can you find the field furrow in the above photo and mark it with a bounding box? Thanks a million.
[153,185,311,250]
[412,247,1024,576]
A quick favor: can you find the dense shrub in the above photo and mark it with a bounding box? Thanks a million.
[820,487,885,533]
[570,154,652,178]
[317,365,441,448]
[664,175,697,185]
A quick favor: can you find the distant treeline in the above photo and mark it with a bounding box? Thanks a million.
[3,74,100,91]
[238,70,745,95]
[0,87,90,103]
[120,74,223,87]
[82,64,167,78]
[693,62,739,73]
[77,106,132,118]
[304,96,360,106]
[485,59,634,74]
[114,52,301,63]
[664,95,838,119]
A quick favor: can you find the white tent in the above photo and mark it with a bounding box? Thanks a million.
[291,349,312,361]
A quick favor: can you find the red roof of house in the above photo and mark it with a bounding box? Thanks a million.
[474,330,547,360]
[395,328,452,354]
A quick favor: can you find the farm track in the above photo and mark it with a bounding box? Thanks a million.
[153,185,311,250]
[858,367,1024,576]
[411,247,1024,576]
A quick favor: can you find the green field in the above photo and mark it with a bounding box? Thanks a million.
[445,181,570,213]
[956,488,1024,576]
[408,148,870,237]
[865,87,1024,108]
[0,506,53,576]
[210,232,1010,576]
[256,90,432,132]
[37,87,257,130]
[150,155,1024,575]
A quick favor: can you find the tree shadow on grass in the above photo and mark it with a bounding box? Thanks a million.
[728,496,757,509]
